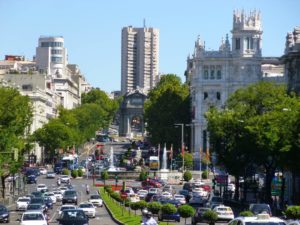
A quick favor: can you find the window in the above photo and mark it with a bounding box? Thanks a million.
[216,66,222,79]
[203,66,209,79]
[51,56,62,63]
[204,92,208,100]
[22,84,32,91]
[236,38,240,50]
[210,66,215,79]
[246,37,254,50]
[51,49,62,54]
[216,92,221,100]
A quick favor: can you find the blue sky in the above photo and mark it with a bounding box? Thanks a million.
[0,0,299,92]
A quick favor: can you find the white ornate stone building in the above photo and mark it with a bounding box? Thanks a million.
[186,10,263,153]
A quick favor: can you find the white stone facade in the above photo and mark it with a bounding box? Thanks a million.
[187,10,263,152]
[121,26,159,94]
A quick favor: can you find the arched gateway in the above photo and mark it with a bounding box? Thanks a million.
[119,89,147,137]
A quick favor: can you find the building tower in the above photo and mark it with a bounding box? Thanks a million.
[232,10,262,57]
[36,36,68,76]
[121,26,159,94]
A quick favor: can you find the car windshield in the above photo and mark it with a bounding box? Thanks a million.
[246,223,286,225]
[251,205,271,213]
[61,206,75,210]
[61,211,86,220]
[0,207,7,212]
[23,213,44,221]
[90,195,100,199]
[65,191,76,196]
[79,204,93,208]
[212,197,223,202]
[27,204,41,210]
[18,198,29,202]
[31,198,44,204]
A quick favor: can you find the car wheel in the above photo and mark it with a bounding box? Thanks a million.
[6,218,9,223]
[177,218,180,222]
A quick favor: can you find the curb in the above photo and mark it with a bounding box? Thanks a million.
[98,189,124,225]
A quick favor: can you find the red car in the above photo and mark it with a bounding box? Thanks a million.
[142,179,162,188]
[200,184,211,192]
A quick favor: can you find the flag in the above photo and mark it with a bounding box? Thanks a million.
[206,147,210,161]
[169,144,173,160]
[181,143,185,158]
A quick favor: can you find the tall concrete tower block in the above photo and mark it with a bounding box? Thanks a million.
[231,10,262,58]
[36,36,68,76]
[121,26,159,94]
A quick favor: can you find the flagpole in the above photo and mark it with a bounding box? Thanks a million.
[200,146,202,182]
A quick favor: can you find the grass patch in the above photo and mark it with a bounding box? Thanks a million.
[99,187,173,225]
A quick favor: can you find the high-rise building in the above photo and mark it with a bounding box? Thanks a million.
[121,26,159,94]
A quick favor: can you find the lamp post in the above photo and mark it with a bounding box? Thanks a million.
[174,123,184,172]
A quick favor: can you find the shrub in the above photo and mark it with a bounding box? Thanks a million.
[239,211,254,217]
[71,169,78,178]
[178,204,196,224]
[285,206,300,219]
[202,210,218,225]
[160,203,177,219]
[77,168,83,177]
[101,171,109,185]
[183,171,193,182]
[137,200,148,210]
[111,192,122,202]
[148,201,162,214]
[104,185,113,194]
[202,169,209,179]
[130,202,140,215]
[139,170,148,181]
[62,168,70,175]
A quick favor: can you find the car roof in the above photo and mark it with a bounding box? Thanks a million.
[235,214,285,223]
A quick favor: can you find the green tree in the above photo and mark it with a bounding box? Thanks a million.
[77,168,83,177]
[160,203,178,223]
[139,170,148,181]
[239,211,254,217]
[183,171,192,182]
[0,87,33,198]
[148,202,162,215]
[178,204,195,224]
[71,169,78,178]
[101,170,109,185]
[176,152,193,170]
[285,206,300,219]
[144,74,190,149]
[130,202,140,215]
[202,170,209,179]
[137,200,148,210]
[202,210,218,225]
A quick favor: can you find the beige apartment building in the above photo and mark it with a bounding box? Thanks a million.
[121,26,159,94]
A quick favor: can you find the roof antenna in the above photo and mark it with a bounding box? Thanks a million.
[143,18,146,28]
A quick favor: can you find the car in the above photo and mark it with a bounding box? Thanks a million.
[59,187,68,194]
[142,179,162,188]
[174,194,186,204]
[31,191,44,198]
[137,190,148,199]
[57,205,77,216]
[36,184,48,193]
[148,188,160,194]
[62,190,78,205]
[78,202,96,218]
[183,182,194,192]
[53,190,63,202]
[57,209,89,225]
[19,211,47,225]
[206,196,223,208]
[179,189,192,202]
[16,197,31,211]
[46,171,56,179]
[26,175,37,184]
[26,203,44,212]
[88,195,103,207]
[213,205,234,221]
[145,193,157,202]
[128,194,140,203]
[192,187,208,198]
[44,192,57,204]
[189,196,206,208]
[39,168,47,175]
[0,204,9,223]
[158,208,180,222]
[162,185,176,194]
[249,203,272,216]
[228,213,286,225]
[161,192,173,199]
[60,175,70,183]
[287,220,300,225]
[30,198,47,212]
[192,207,210,225]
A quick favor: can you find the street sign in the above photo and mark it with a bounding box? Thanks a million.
[121,193,127,200]
[215,175,228,186]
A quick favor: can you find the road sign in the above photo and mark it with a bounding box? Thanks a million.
[121,193,127,200]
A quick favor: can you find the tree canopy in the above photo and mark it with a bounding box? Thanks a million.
[144,74,190,150]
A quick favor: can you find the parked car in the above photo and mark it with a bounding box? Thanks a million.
[19,211,47,225]
[57,209,89,225]
[88,195,103,207]
[191,207,210,225]
[0,204,9,223]
[213,205,234,221]
[78,202,96,218]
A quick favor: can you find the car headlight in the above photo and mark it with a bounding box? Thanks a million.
[2,213,8,217]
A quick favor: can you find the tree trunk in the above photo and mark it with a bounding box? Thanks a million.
[1,176,5,199]
[185,218,187,224]
[234,175,240,201]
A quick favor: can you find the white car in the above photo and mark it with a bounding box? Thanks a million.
[148,188,159,194]
[192,187,208,198]
[173,194,186,204]
[53,190,63,201]
[60,175,70,183]
[16,197,31,211]
[58,186,68,194]
[19,211,48,225]
[213,205,234,221]
[137,190,148,199]
[43,192,57,204]
[78,202,96,218]
[228,213,285,225]
[39,168,47,175]
[161,192,173,199]
[128,194,140,203]
[36,184,48,192]
[88,195,103,207]
[57,204,77,216]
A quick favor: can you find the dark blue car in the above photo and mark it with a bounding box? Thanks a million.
[158,210,180,222]
[26,175,37,184]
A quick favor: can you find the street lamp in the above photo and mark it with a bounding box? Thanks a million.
[174,123,184,172]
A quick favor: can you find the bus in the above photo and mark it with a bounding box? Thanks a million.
[61,154,79,170]
[149,156,160,170]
